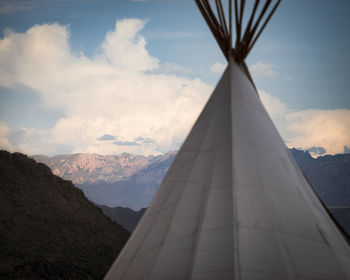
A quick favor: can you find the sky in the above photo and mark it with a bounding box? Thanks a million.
[0,0,349,157]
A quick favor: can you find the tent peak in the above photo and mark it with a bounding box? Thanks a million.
[195,0,281,63]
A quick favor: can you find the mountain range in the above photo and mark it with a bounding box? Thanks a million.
[33,152,176,210]
[33,149,350,211]
[289,148,350,207]
[32,152,175,184]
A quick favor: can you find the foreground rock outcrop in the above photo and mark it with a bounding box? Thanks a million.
[0,150,130,279]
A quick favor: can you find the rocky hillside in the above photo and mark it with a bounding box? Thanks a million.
[98,206,146,232]
[0,150,130,280]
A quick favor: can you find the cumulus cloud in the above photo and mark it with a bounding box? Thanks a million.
[258,90,289,121]
[0,122,71,155]
[250,62,277,79]
[100,19,158,72]
[0,19,349,157]
[0,19,211,156]
[210,62,226,75]
[148,62,193,76]
[0,122,13,151]
[285,109,350,156]
[258,93,350,157]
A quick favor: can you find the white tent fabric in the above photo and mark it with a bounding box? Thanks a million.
[104,59,350,280]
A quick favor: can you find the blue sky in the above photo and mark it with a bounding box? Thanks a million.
[0,0,349,156]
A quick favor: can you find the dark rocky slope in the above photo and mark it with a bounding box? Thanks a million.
[98,206,146,232]
[290,148,350,206]
[0,151,130,280]
[290,149,350,236]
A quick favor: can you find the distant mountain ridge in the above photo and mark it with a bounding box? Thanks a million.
[32,152,175,184]
[79,152,176,209]
[289,148,350,207]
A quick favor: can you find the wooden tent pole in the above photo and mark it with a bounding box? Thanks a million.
[229,0,232,50]
[246,0,281,56]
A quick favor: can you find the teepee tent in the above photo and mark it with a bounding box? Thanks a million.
[104,1,350,279]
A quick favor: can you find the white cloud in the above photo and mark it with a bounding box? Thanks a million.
[0,19,211,156]
[0,122,61,155]
[100,19,158,72]
[258,90,289,121]
[250,62,277,79]
[285,109,350,156]
[148,62,193,76]
[0,19,348,157]
[259,91,350,157]
[0,122,13,151]
[210,62,226,75]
